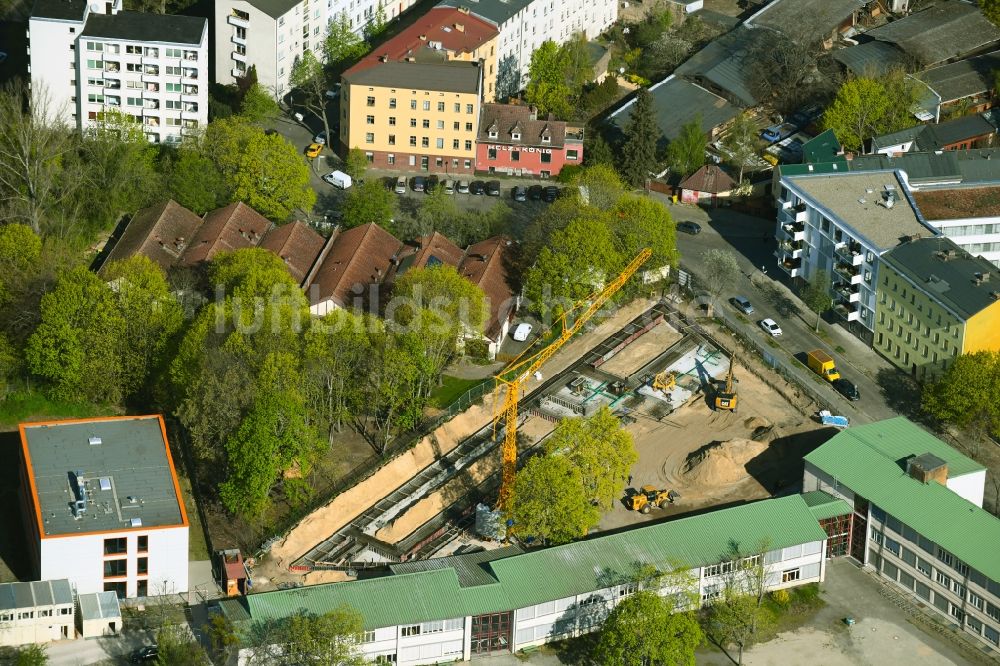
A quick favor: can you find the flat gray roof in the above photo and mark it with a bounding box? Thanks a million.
[78,591,122,620]
[748,0,865,39]
[918,51,1000,104]
[0,580,73,611]
[344,60,481,94]
[787,171,933,251]
[21,416,186,537]
[436,0,533,27]
[610,75,737,143]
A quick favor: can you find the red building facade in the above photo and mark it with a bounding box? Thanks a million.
[475,104,583,178]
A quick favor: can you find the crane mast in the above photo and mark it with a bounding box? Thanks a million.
[493,248,652,513]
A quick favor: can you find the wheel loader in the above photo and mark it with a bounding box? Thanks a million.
[625,485,680,514]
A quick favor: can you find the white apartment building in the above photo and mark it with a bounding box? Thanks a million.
[27,0,208,144]
[775,170,939,345]
[438,0,617,98]
[0,580,75,647]
[18,416,190,600]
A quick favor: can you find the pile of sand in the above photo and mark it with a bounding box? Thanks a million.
[744,416,770,430]
[682,438,769,487]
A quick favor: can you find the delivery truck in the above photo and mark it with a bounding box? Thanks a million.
[806,349,840,382]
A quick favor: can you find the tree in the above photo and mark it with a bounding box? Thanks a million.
[558,32,595,93]
[801,269,831,332]
[595,591,703,666]
[508,454,599,544]
[355,324,425,452]
[496,55,522,100]
[525,41,574,119]
[585,131,617,167]
[0,80,82,235]
[645,32,693,78]
[707,541,775,665]
[165,147,229,214]
[14,644,48,666]
[822,71,921,152]
[156,624,211,665]
[0,223,41,306]
[744,30,816,110]
[984,0,1000,27]
[324,12,368,68]
[580,77,622,117]
[205,613,240,665]
[700,249,739,311]
[290,50,334,151]
[303,309,372,440]
[620,88,661,187]
[611,194,678,278]
[364,0,387,40]
[667,116,705,178]
[922,352,1000,439]
[341,179,397,229]
[344,147,369,182]
[244,606,366,666]
[239,82,280,124]
[722,112,761,185]
[544,407,637,509]
[573,164,626,210]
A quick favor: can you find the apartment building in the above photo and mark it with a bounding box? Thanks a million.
[875,236,1000,379]
[775,170,939,344]
[476,103,583,176]
[18,416,189,599]
[803,418,1000,655]
[0,580,75,647]
[221,494,831,664]
[910,186,1000,267]
[438,0,617,98]
[27,0,208,144]
[340,56,483,172]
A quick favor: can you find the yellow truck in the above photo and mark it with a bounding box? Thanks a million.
[806,349,840,382]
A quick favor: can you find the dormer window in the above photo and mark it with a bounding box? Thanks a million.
[511,132,521,140]
[489,129,498,139]
[541,134,551,143]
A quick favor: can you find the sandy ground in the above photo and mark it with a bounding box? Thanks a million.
[598,321,683,379]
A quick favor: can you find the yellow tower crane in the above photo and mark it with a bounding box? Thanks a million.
[493,248,652,513]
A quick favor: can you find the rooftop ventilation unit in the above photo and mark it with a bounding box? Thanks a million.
[129,518,142,527]
[70,471,88,517]
[99,477,112,491]
[89,436,102,446]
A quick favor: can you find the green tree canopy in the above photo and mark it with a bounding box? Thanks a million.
[620,88,661,187]
[324,12,368,67]
[165,147,229,214]
[344,147,369,182]
[0,223,42,305]
[525,41,574,119]
[667,116,706,178]
[722,111,761,184]
[509,454,599,544]
[544,407,637,509]
[573,164,627,211]
[611,194,678,274]
[922,351,1000,439]
[392,264,487,336]
[984,0,1000,26]
[801,269,832,332]
[239,82,280,125]
[700,248,740,304]
[595,591,703,666]
[341,179,397,229]
[246,606,366,665]
[822,71,921,152]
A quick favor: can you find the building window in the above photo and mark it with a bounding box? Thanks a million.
[542,134,551,143]
[388,134,395,145]
[38,609,51,618]
[464,159,471,168]
[410,118,417,127]
[389,98,396,108]
[387,154,395,165]
[437,102,445,111]
[453,139,460,149]
[936,571,951,587]
[454,103,460,112]
[366,96,375,106]
[59,608,71,616]
[422,101,430,110]
[18,611,33,620]
[365,152,374,163]
[781,568,801,583]
[374,656,397,664]
[511,151,520,162]
[465,122,473,132]
[436,138,444,149]
[137,580,148,597]
[103,559,127,577]
[366,115,375,124]
[466,104,473,114]
[104,582,127,599]
[137,536,148,552]
[389,117,396,126]
[137,557,148,575]
[511,132,521,140]
[937,548,954,567]
[488,148,497,160]
[421,137,429,147]
[422,119,430,129]
[401,625,420,637]
[437,120,444,129]
[410,100,417,110]
[541,153,551,163]
[362,630,376,643]
[950,606,965,623]
[104,538,127,555]
[409,136,417,147]
[567,149,579,161]
[365,133,374,143]
[970,592,985,611]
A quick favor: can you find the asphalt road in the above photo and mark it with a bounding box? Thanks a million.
[663,199,908,425]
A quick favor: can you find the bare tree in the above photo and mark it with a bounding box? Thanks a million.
[290,51,334,148]
[707,539,775,665]
[0,80,83,234]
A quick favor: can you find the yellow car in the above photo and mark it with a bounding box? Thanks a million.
[305,143,323,158]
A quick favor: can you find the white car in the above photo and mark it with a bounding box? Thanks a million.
[759,318,782,337]
[313,131,327,145]
[512,323,533,342]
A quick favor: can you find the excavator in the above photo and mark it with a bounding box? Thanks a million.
[714,356,738,412]
[626,486,680,514]
[493,249,652,514]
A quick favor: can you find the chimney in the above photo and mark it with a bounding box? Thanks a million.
[528,105,537,121]
[419,34,427,40]
[974,271,990,285]
[454,22,465,32]
[906,454,948,486]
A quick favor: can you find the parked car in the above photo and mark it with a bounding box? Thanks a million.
[394,176,407,194]
[512,322,533,341]
[512,186,527,202]
[325,84,341,99]
[729,296,753,315]
[759,318,783,337]
[130,646,158,663]
[457,180,470,194]
[470,180,486,195]
[412,176,426,192]
[313,131,327,145]
[425,175,440,192]
[528,184,543,200]
[305,143,323,158]
[443,179,455,194]
[486,180,501,196]
[542,185,559,202]
[321,170,352,189]
[677,221,701,235]
[832,378,860,401]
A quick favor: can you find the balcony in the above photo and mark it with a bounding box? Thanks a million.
[231,67,245,78]
[143,65,159,76]
[777,239,803,259]
[232,50,247,63]
[779,221,805,242]
[779,198,793,210]
[183,102,199,113]
[835,241,864,267]
[834,282,861,303]
[231,34,246,46]
[182,51,199,62]
[104,80,121,90]
[104,61,120,73]
[833,303,861,322]
[143,100,159,110]
[833,262,863,285]
[182,69,199,81]
[777,256,802,278]
[228,12,249,28]
[145,82,159,93]
[793,202,808,223]
[182,119,198,129]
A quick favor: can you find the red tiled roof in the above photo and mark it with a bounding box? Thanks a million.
[180,202,272,266]
[388,231,465,284]
[347,7,497,76]
[478,103,568,148]
[679,165,736,194]
[259,221,327,286]
[102,199,203,272]
[458,236,515,341]
[307,223,403,308]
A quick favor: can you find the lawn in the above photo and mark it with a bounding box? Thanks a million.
[428,376,488,409]
[0,389,115,431]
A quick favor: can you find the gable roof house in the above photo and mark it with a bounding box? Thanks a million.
[305,223,404,316]
[916,51,1000,121]
[101,200,204,272]
[872,113,998,155]
[679,165,737,204]
[258,220,328,287]
[457,237,517,357]
[746,0,866,48]
[179,202,272,266]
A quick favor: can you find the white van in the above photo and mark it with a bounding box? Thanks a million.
[395,176,407,194]
[443,179,455,195]
[321,170,352,189]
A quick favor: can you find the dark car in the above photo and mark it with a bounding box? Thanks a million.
[677,221,702,235]
[470,180,486,195]
[486,180,501,196]
[512,186,527,202]
[542,185,559,202]
[425,175,440,193]
[833,378,860,401]
[412,176,426,192]
[528,184,543,200]
[130,646,159,663]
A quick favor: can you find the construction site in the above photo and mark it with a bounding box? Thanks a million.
[251,283,836,589]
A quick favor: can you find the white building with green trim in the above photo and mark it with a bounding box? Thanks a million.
[804,417,1000,654]
[220,494,838,664]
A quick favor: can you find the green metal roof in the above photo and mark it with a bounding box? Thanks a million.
[801,130,845,165]
[804,418,999,581]
[801,491,853,521]
[389,545,524,587]
[241,496,827,630]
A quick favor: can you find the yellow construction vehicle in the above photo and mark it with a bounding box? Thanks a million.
[626,485,678,514]
[493,249,652,513]
[714,356,738,411]
[652,371,676,393]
